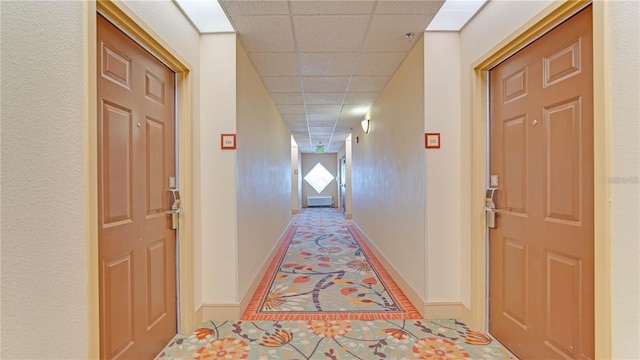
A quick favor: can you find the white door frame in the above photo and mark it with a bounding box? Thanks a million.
[467,0,611,358]
[86,1,196,357]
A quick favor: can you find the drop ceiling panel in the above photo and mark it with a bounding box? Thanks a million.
[332,131,352,141]
[248,53,299,76]
[299,53,359,76]
[355,52,407,76]
[310,127,335,133]
[341,104,369,117]
[277,104,306,114]
[363,15,430,52]
[232,15,295,52]
[289,124,309,131]
[290,1,375,15]
[339,112,367,123]
[304,92,345,105]
[293,15,370,52]
[270,92,304,105]
[281,113,307,122]
[302,76,350,92]
[344,92,378,105]
[307,120,336,127]
[305,104,342,115]
[262,76,301,92]
[349,76,390,92]
[216,0,453,153]
[375,1,444,15]
[308,113,338,121]
[220,0,289,16]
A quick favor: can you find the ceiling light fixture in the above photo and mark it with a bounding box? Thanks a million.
[405,32,414,41]
[361,119,371,134]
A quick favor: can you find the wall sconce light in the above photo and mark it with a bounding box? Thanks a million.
[361,119,370,134]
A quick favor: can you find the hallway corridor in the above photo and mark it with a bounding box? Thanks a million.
[157,209,514,359]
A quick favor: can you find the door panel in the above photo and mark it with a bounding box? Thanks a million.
[489,6,593,360]
[98,14,177,359]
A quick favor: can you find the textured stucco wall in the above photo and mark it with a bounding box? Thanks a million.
[1,1,88,358]
[199,34,238,303]
[608,1,640,357]
[236,42,291,300]
[424,31,463,303]
[351,37,426,297]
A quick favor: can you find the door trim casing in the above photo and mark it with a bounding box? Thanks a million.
[86,1,195,358]
[468,0,610,358]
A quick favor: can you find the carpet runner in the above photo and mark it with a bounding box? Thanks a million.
[157,318,514,359]
[242,209,421,320]
[157,209,515,359]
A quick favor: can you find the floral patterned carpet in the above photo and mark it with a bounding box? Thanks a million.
[157,209,515,359]
[243,208,420,320]
[157,319,514,359]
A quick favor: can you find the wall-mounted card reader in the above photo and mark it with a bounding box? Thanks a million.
[485,188,498,229]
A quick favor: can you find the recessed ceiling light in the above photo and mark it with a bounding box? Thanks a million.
[426,0,488,31]
[174,0,234,33]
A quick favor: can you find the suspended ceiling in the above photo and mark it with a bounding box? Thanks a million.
[215,1,447,153]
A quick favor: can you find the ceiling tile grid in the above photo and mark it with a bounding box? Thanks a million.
[220,0,445,153]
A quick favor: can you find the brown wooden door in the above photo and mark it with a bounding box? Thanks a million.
[97,15,177,359]
[489,6,593,360]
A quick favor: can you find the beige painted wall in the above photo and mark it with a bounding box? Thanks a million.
[1,2,89,357]
[1,0,637,358]
[301,153,339,207]
[199,34,238,304]
[351,37,426,298]
[424,32,463,303]
[606,1,640,357]
[236,42,292,299]
[1,0,202,357]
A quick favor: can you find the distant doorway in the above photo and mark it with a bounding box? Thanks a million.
[301,153,338,208]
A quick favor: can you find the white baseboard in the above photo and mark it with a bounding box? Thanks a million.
[197,223,294,323]
[351,222,472,323]
[239,221,293,316]
[351,222,425,318]
[423,302,471,323]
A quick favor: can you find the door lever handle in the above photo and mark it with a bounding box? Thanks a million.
[485,188,498,229]
[166,189,181,230]
[485,207,497,228]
